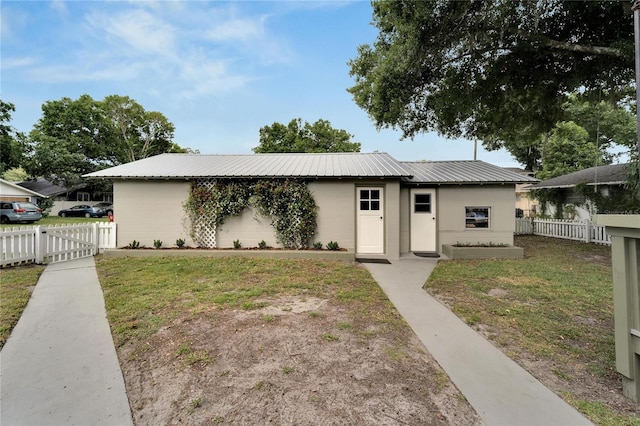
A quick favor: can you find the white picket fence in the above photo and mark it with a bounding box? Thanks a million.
[515,218,611,245]
[0,223,117,267]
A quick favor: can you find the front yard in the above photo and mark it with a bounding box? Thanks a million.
[426,235,640,425]
[1,235,639,424]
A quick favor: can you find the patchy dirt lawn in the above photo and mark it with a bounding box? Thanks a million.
[108,265,482,425]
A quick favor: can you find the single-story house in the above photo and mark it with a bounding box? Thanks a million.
[0,178,46,204]
[526,163,635,220]
[17,178,112,215]
[85,152,537,260]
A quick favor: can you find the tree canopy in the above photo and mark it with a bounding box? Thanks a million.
[253,118,361,153]
[25,94,177,187]
[348,0,634,162]
[0,100,25,174]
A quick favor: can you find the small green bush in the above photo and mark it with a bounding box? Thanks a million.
[127,240,140,249]
[233,239,242,249]
[326,241,340,251]
[313,242,323,250]
[258,240,267,249]
[176,238,185,248]
[153,240,163,249]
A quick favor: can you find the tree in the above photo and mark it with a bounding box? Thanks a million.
[253,118,361,153]
[537,121,603,180]
[348,1,634,153]
[503,95,637,171]
[25,94,177,187]
[0,100,25,174]
[101,95,175,163]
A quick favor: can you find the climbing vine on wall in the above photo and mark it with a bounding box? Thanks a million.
[252,180,318,249]
[183,179,317,249]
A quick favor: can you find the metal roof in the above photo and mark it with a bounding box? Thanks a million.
[84,152,412,179]
[401,161,539,184]
[527,163,629,189]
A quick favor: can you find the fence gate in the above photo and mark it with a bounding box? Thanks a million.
[1,223,116,267]
[36,224,97,264]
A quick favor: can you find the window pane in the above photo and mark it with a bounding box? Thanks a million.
[370,190,380,200]
[465,207,490,228]
[360,190,369,200]
[414,193,431,213]
[370,201,380,211]
[415,194,431,204]
[360,201,369,211]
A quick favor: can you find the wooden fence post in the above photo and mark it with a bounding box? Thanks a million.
[585,219,591,244]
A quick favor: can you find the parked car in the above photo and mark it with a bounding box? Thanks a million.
[465,211,489,228]
[93,202,113,215]
[58,205,106,218]
[0,201,43,224]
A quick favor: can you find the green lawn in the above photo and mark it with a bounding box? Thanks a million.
[0,264,45,349]
[96,256,400,347]
[426,235,638,426]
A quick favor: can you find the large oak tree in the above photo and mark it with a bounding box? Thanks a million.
[25,94,177,187]
[348,0,634,166]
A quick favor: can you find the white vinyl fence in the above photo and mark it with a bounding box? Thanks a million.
[0,223,117,267]
[515,218,611,245]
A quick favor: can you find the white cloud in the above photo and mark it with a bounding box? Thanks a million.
[26,61,143,83]
[4,2,296,101]
[205,16,265,42]
[49,0,68,15]
[1,56,36,70]
[86,9,176,56]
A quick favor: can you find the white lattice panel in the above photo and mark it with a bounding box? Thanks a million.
[193,179,217,248]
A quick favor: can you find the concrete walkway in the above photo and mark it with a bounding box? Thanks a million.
[365,255,592,426]
[0,257,132,425]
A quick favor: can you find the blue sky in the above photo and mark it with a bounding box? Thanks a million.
[1,0,520,166]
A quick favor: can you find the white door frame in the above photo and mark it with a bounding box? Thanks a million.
[356,187,384,254]
[410,188,437,252]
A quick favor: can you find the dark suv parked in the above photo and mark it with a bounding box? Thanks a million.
[0,202,43,224]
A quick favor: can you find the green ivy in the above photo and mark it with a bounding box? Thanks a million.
[183,179,317,249]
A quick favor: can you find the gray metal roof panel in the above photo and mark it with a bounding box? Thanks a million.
[84,152,412,179]
[401,161,539,184]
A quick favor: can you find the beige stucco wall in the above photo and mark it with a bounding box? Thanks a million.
[309,180,356,251]
[399,187,411,254]
[437,185,516,250]
[382,181,401,259]
[112,179,403,256]
[113,180,193,248]
[217,207,276,248]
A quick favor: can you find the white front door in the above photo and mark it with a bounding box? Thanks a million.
[410,188,437,252]
[356,187,384,254]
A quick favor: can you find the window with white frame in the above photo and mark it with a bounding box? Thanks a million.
[465,207,490,229]
[414,193,432,213]
[77,192,90,202]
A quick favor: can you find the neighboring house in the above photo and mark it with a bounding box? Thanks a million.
[504,167,538,217]
[85,153,537,259]
[17,178,112,216]
[526,163,632,220]
[0,178,46,204]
